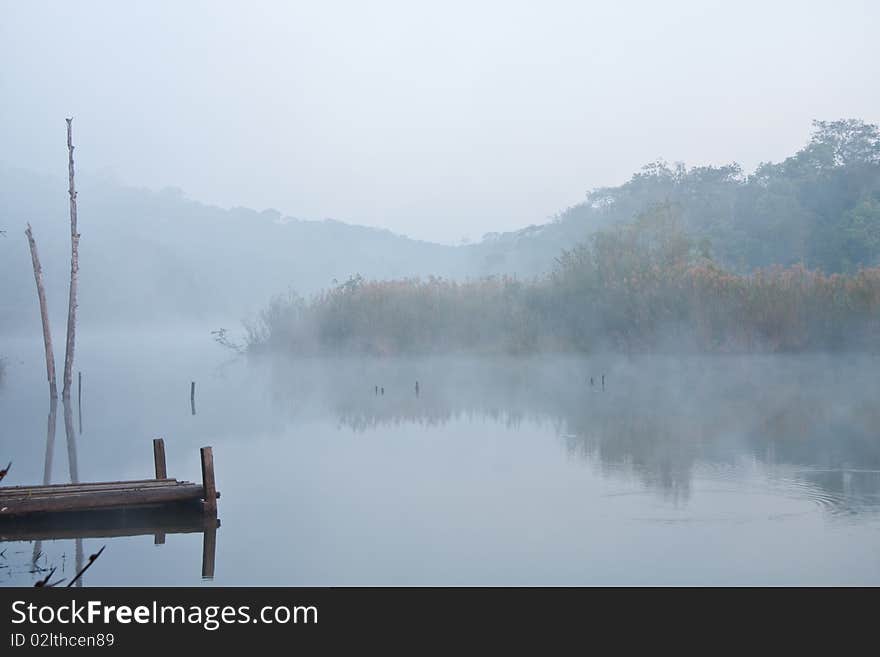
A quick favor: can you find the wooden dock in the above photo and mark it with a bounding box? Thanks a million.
[0,440,218,518]
[0,440,220,578]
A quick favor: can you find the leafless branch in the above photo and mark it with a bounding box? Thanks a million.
[66,545,105,587]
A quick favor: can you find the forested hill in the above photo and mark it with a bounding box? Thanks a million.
[2,119,878,333]
[0,168,469,333]
[472,120,880,276]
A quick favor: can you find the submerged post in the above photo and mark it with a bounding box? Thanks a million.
[153,438,167,480]
[200,446,217,514]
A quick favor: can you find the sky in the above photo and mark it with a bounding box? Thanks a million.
[2,0,878,244]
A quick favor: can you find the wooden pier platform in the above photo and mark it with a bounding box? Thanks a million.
[0,439,220,578]
[0,440,219,518]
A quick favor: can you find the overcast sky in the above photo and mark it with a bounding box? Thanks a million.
[2,0,878,243]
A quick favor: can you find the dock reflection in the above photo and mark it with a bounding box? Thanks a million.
[5,396,219,584]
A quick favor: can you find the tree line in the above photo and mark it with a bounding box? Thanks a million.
[478,119,880,278]
[247,204,880,356]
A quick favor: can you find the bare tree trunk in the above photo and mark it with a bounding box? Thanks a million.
[25,223,58,399]
[62,117,79,400]
[63,398,79,484]
[43,396,58,485]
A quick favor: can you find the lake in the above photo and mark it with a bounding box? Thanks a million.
[2,327,880,585]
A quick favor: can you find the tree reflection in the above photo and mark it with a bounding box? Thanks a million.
[265,354,880,510]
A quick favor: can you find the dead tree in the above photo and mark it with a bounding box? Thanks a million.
[62,118,80,400]
[25,223,58,398]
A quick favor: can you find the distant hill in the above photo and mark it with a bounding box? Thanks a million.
[0,167,469,333]
[3,119,878,334]
[471,119,880,276]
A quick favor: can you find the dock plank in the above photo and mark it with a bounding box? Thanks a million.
[0,480,181,497]
[0,482,205,516]
[0,442,218,521]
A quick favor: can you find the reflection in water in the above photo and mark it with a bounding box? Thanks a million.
[30,398,84,585]
[263,355,880,513]
[4,338,880,585]
[31,397,57,568]
[62,398,84,586]
[9,395,218,585]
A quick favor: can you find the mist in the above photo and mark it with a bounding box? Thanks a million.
[2,2,880,587]
[2,0,879,243]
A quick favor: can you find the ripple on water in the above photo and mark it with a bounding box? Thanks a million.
[605,460,878,525]
[712,462,877,519]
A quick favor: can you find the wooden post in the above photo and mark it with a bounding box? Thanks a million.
[153,438,167,479]
[200,446,217,514]
[61,118,80,401]
[201,521,217,579]
[77,371,82,434]
[190,381,196,416]
[25,224,57,399]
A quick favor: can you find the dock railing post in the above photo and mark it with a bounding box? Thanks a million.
[200,446,217,514]
[201,517,217,579]
[153,438,167,480]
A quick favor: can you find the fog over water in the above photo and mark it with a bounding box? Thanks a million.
[2,1,880,588]
[1,329,879,585]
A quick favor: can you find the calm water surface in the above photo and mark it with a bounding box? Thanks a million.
[1,327,879,585]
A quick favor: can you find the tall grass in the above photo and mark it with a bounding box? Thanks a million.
[248,208,880,355]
